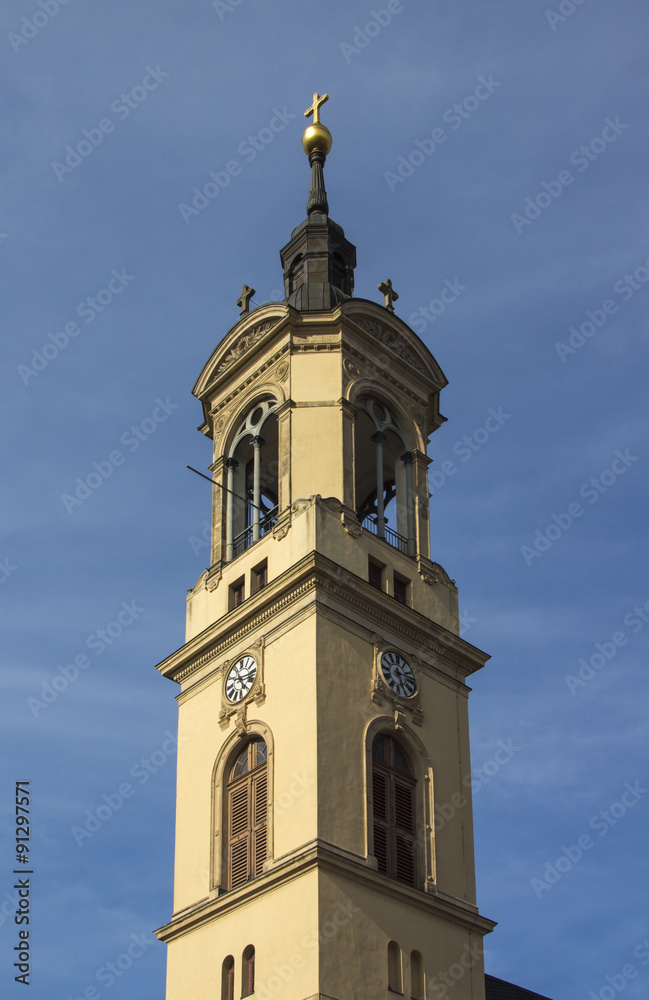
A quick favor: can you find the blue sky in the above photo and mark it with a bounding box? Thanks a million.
[2,1,648,998]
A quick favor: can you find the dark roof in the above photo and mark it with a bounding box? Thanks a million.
[485,973,554,1000]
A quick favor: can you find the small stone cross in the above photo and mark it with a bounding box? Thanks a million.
[236,284,256,316]
[378,279,399,313]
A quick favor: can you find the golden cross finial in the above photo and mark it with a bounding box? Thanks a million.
[304,92,329,125]
[378,279,399,313]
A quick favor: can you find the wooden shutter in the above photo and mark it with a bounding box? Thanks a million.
[226,741,268,890]
[371,737,416,885]
[229,838,249,889]
[228,781,251,888]
[373,770,389,874]
[395,833,415,884]
[252,770,267,877]
[394,779,415,883]
[394,781,414,832]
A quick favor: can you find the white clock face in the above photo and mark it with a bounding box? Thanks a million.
[225,655,257,703]
[381,651,417,698]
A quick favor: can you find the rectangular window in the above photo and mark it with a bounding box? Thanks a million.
[229,577,245,610]
[252,560,268,593]
[394,575,409,606]
[369,559,383,591]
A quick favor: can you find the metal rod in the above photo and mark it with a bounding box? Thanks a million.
[186,465,264,513]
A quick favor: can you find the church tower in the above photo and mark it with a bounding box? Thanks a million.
[155,94,496,1000]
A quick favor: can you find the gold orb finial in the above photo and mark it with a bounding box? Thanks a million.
[302,91,332,157]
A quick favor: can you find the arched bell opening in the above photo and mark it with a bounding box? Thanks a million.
[354,397,415,557]
[286,253,304,297]
[225,397,279,561]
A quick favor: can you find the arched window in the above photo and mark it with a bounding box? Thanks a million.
[372,734,416,885]
[222,956,235,1000]
[410,950,425,999]
[355,397,414,556]
[388,940,403,993]
[227,738,268,890]
[225,398,279,561]
[242,945,255,997]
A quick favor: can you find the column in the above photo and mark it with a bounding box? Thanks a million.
[252,436,265,543]
[209,455,225,567]
[225,457,238,562]
[372,432,386,538]
[402,452,415,557]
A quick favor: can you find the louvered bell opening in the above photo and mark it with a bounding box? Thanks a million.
[373,823,388,874]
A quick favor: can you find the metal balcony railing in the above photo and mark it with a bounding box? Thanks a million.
[232,507,279,559]
[361,516,410,556]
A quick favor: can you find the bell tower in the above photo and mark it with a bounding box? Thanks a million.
[155,94,496,1000]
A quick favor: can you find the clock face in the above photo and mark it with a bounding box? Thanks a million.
[225,655,257,703]
[381,651,417,698]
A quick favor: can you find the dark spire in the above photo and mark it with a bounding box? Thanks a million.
[306,148,329,216]
[279,92,356,312]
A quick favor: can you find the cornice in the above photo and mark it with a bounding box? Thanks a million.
[314,560,488,680]
[156,541,487,688]
[154,840,496,944]
[157,560,318,684]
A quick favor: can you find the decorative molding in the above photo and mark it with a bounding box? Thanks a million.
[275,359,289,382]
[272,521,291,541]
[354,317,420,368]
[319,496,343,515]
[342,511,362,537]
[393,709,407,730]
[208,345,289,418]
[345,345,422,407]
[417,558,455,591]
[291,343,340,355]
[343,358,361,379]
[217,320,280,374]
[234,704,248,734]
[291,496,317,517]
[371,673,389,705]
